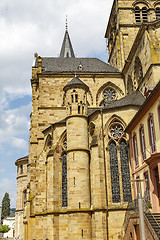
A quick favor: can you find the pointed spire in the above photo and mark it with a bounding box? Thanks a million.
[59,17,75,58]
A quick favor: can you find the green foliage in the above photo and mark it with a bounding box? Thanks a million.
[0,225,10,233]
[1,193,10,219]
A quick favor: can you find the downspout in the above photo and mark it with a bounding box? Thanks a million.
[100,108,109,240]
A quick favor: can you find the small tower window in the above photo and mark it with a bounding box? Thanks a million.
[156,8,160,20]
[142,7,148,22]
[75,94,78,102]
[71,95,74,103]
[78,106,81,114]
[135,7,141,23]
[82,106,84,114]
[20,164,23,174]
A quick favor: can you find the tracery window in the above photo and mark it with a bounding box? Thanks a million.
[108,120,132,203]
[133,134,139,166]
[109,141,121,203]
[156,8,160,19]
[148,115,156,153]
[134,57,143,85]
[139,126,146,160]
[100,88,116,106]
[120,139,132,202]
[62,139,67,207]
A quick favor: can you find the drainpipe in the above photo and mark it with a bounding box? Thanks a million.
[100,108,109,240]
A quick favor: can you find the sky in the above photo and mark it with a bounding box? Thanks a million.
[0,0,113,208]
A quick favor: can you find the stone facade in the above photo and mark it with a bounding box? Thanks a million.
[15,0,160,239]
[15,156,28,239]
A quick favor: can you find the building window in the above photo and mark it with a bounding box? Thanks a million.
[109,120,131,203]
[120,139,132,202]
[139,126,146,160]
[135,7,141,23]
[142,7,148,22]
[148,115,156,153]
[62,138,67,207]
[156,8,160,20]
[109,141,121,203]
[144,172,150,203]
[133,134,139,166]
[62,152,67,207]
[20,164,23,174]
[100,88,116,106]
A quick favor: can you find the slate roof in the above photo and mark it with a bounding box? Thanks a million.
[59,30,75,58]
[88,91,145,116]
[103,90,145,109]
[63,76,89,91]
[41,57,119,73]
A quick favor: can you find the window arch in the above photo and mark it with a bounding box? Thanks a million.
[108,119,132,203]
[156,7,160,20]
[148,114,156,153]
[135,7,141,23]
[71,90,78,103]
[142,7,148,22]
[62,138,67,207]
[134,57,143,85]
[139,125,146,160]
[100,88,117,106]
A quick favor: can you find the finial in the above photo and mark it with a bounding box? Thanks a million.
[66,15,68,31]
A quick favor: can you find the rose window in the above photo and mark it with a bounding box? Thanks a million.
[103,88,116,101]
[110,124,124,139]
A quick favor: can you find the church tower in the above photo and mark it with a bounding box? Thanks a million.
[63,77,92,239]
[105,0,158,71]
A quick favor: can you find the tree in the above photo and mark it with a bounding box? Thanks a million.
[0,225,10,233]
[1,193,10,220]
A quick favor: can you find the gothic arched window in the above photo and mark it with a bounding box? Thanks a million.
[134,57,143,85]
[120,139,132,202]
[108,120,132,203]
[62,139,67,207]
[109,141,121,203]
[135,7,141,23]
[100,88,117,106]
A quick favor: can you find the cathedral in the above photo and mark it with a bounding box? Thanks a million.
[15,0,160,239]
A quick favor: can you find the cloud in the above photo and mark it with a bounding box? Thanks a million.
[0,103,31,146]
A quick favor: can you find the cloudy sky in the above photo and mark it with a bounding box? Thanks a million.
[0,0,113,207]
